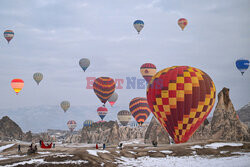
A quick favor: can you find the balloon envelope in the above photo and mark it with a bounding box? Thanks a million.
[61,101,70,112]
[97,106,108,120]
[140,63,157,83]
[108,92,118,107]
[236,59,249,75]
[33,72,43,85]
[11,79,24,95]
[129,97,151,126]
[4,30,14,43]
[178,18,188,30]
[93,77,116,105]
[133,20,144,34]
[83,120,94,127]
[147,66,216,143]
[117,110,132,126]
[79,58,90,72]
[67,120,77,132]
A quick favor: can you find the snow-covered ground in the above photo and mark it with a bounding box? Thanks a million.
[117,153,250,167]
[204,142,243,149]
[0,144,15,152]
[86,150,110,156]
[160,150,172,154]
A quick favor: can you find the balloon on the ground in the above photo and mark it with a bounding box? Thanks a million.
[79,58,90,72]
[129,97,151,126]
[140,63,157,83]
[236,59,249,75]
[83,120,94,127]
[178,18,188,31]
[33,72,43,85]
[93,77,116,105]
[97,106,108,120]
[4,30,14,43]
[67,120,77,132]
[61,101,70,112]
[108,92,118,107]
[117,110,132,126]
[147,66,216,144]
[11,79,24,95]
[133,20,144,34]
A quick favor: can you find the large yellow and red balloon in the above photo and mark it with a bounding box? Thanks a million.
[129,97,151,126]
[11,79,24,95]
[147,66,216,143]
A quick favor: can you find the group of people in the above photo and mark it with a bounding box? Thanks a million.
[96,143,106,149]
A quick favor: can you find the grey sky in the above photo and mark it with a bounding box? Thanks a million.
[0,0,249,114]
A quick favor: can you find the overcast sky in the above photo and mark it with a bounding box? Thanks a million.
[0,0,249,112]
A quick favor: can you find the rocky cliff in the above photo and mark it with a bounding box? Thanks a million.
[237,102,250,128]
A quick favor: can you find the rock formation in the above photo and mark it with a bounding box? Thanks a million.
[144,117,169,144]
[237,102,250,128]
[0,116,24,141]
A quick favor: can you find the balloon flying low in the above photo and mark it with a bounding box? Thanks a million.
[117,110,132,126]
[97,106,108,120]
[147,66,216,143]
[4,30,14,43]
[79,58,90,72]
[108,92,118,107]
[11,79,24,95]
[67,120,77,132]
[133,20,144,34]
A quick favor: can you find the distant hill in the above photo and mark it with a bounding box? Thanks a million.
[237,102,250,127]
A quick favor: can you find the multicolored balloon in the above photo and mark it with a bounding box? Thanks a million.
[117,110,132,126]
[236,59,249,75]
[33,72,43,85]
[129,97,151,126]
[140,63,157,83]
[178,18,188,31]
[4,30,14,43]
[79,58,90,72]
[108,92,118,107]
[83,120,94,127]
[133,20,144,34]
[96,120,106,124]
[11,79,24,95]
[61,101,70,112]
[67,120,77,132]
[93,77,116,105]
[147,66,216,144]
[97,106,108,120]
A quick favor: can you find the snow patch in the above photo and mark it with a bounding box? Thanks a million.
[128,151,137,154]
[160,150,172,154]
[204,143,243,149]
[148,150,157,153]
[190,145,203,149]
[86,150,110,156]
[0,144,15,152]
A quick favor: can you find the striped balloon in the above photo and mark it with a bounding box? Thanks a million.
[33,72,43,85]
[129,97,151,126]
[140,63,157,83]
[147,66,216,143]
[178,18,188,31]
[108,92,118,107]
[83,120,94,127]
[67,120,77,132]
[236,59,249,75]
[4,30,14,43]
[11,79,24,95]
[97,106,108,120]
[117,110,132,126]
[133,20,144,34]
[93,77,116,105]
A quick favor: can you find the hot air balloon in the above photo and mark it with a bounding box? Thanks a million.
[96,120,106,124]
[147,66,216,144]
[117,110,132,126]
[140,63,157,83]
[83,120,94,127]
[4,30,14,43]
[61,101,70,112]
[236,59,249,75]
[11,79,24,95]
[33,72,43,85]
[93,77,116,106]
[108,92,118,107]
[67,120,77,132]
[178,18,188,31]
[97,106,108,120]
[79,58,90,72]
[133,20,144,34]
[129,97,151,126]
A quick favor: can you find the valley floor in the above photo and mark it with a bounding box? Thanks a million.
[0,140,250,167]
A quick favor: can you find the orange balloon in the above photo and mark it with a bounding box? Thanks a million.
[11,79,24,95]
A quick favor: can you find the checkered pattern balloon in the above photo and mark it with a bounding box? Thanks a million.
[147,66,216,143]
